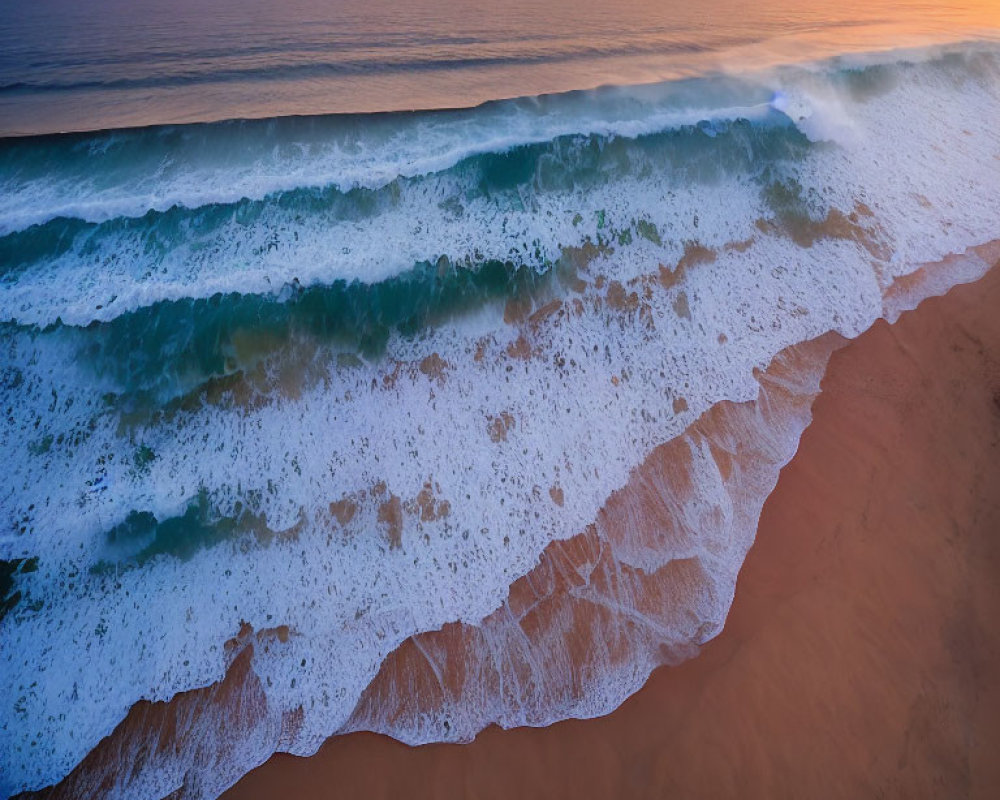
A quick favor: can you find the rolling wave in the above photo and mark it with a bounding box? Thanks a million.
[0,80,778,235]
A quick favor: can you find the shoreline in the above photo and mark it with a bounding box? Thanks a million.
[17,252,1000,800]
[222,259,1000,799]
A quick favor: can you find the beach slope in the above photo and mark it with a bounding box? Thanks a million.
[223,261,1000,799]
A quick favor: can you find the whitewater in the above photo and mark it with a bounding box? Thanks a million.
[2,40,1000,800]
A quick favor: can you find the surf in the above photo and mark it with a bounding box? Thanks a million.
[1,42,1000,800]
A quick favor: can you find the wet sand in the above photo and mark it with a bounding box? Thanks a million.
[223,262,1000,800]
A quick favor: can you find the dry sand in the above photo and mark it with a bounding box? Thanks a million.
[222,263,1000,800]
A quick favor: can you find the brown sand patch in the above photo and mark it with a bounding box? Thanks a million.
[757,201,891,261]
[408,481,452,522]
[676,241,717,272]
[380,362,404,390]
[223,620,256,657]
[154,334,329,416]
[672,395,688,414]
[528,299,563,328]
[505,335,533,360]
[487,411,516,443]
[555,240,608,293]
[272,513,307,546]
[382,353,453,390]
[605,280,639,313]
[724,237,756,253]
[473,336,492,363]
[328,498,357,526]
[123,361,270,431]
[331,479,454,541]
[658,241,716,290]
[418,353,450,383]
[503,294,533,324]
[260,626,291,646]
[376,494,404,549]
[657,263,680,290]
[548,486,564,507]
[671,291,691,320]
[211,507,306,552]
[224,622,294,660]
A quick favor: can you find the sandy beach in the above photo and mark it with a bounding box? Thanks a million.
[24,253,1000,800]
[216,259,1000,800]
[3,6,1000,799]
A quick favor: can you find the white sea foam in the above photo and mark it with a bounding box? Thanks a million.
[1,44,999,799]
[0,41,990,238]
[0,93,774,236]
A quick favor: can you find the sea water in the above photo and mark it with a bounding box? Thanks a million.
[1,3,999,798]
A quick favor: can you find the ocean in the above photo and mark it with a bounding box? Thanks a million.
[2,0,998,135]
[1,2,999,798]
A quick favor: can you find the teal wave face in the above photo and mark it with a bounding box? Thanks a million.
[0,72,786,233]
[88,491,288,576]
[0,125,822,427]
[55,256,559,405]
[0,116,811,331]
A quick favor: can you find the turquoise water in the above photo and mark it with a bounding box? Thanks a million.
[2,116,809,408]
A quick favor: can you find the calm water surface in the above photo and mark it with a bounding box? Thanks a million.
[1,0,998,134]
